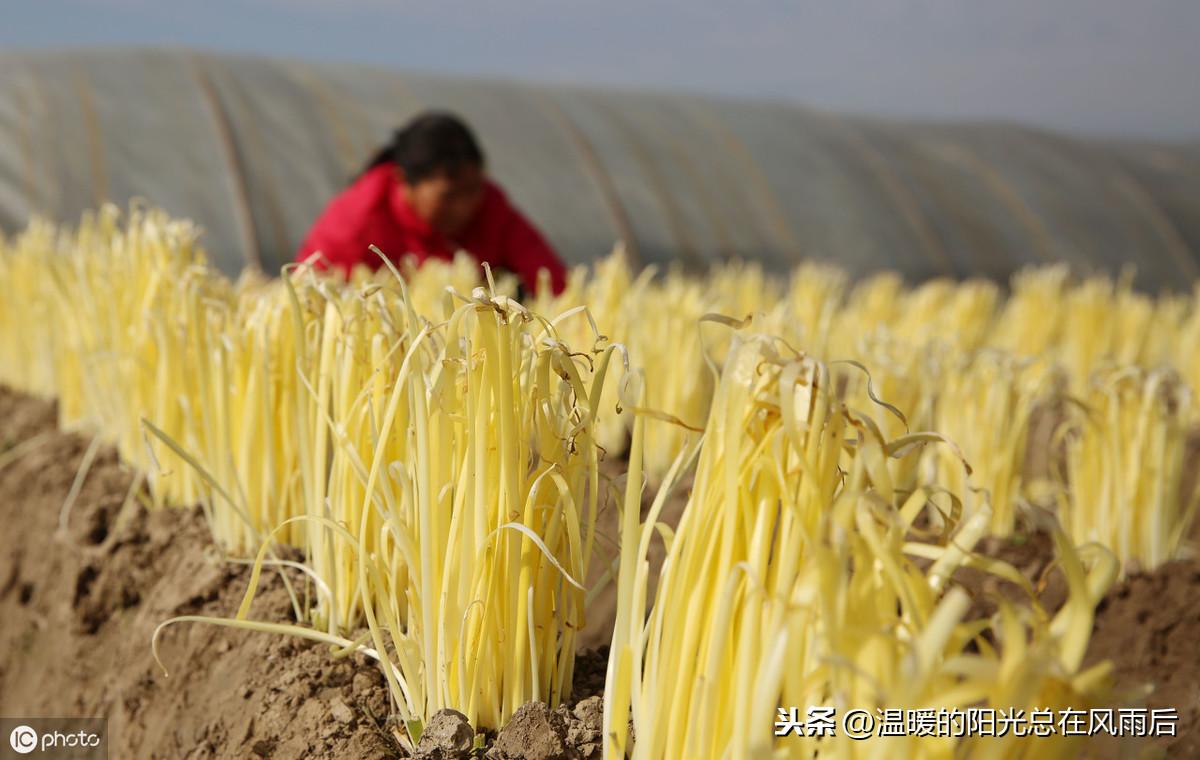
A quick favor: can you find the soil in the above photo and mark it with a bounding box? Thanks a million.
[1086,559,1200,758]
[1,386,1198,758]
[0,388,400,758]
[959,530,1200,757]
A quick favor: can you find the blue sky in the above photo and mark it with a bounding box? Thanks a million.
[3,0,1198,139]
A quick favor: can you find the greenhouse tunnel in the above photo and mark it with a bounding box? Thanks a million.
[1,48,1199,289]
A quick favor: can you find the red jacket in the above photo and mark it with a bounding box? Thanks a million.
[297,163,567,295]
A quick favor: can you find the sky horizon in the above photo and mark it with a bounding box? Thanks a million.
[3,0,1198,141]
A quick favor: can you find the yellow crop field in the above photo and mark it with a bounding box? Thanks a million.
[1,205,1196,757]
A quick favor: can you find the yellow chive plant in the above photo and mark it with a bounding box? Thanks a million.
[1058,365,1200,570]
[151,269,626,733]
[925,351,1058,537]
[605,331,1118,759]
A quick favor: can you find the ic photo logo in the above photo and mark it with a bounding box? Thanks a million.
[4,720,105,757]
[9,725,37,754]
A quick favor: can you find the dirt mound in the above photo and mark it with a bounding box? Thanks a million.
[957,530,1200,755]
[0,388,398,758]
[1087,558,1200,757]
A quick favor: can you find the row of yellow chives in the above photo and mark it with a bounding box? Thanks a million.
[533,253,1198,565]
[1058,365,1199,569]
[186,266,620,731]
[606,330,1119,759]
[0,206,619,735]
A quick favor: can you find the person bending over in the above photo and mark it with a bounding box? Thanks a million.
[297,111,567,296]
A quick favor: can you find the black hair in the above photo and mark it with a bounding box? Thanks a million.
[360,111,485,184]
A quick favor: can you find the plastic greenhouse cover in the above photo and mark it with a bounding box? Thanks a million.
[0,49,1198,290]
